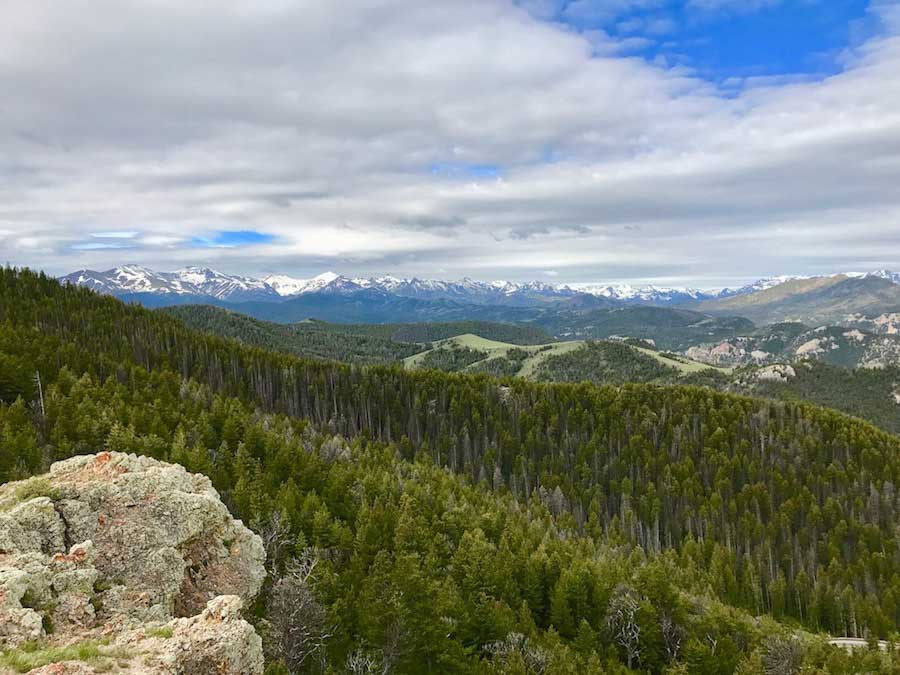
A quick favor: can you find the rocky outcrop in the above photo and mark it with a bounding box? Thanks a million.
[750,364,797,383]
[0,452,266,674]
[685,338,770,367]
[163,595,264,674]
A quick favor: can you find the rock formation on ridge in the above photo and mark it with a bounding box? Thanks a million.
[0,452,266,674]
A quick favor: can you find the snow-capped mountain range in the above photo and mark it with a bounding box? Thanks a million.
[863,269,900,284]
[565,283,711,304]
[62,265,280,302]
[265,274,594,306]
[59,266,900,307]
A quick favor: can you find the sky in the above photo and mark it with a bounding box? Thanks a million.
[1,0,899,288]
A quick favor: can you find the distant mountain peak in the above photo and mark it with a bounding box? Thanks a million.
[60,266,900,310]
[564,282,712,304]
[61,266,280,302]
[865,269,900,283]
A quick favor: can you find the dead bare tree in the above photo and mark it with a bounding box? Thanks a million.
[761,636,804,675]
[378,617,408,675]
[345,649,382,675]
[264,549,334,673]
[486,632,549,674]
[257,509,292,571]
[33,371,45,417]
[660,614,685,663]
[606,584,642,670]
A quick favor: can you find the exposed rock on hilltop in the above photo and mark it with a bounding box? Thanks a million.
[0,452,265,674]
[685,323,900,369]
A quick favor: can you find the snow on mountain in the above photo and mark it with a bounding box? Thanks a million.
[61,265,280,302]
[565,282,713,304]
[265,274,569,305]
[61,268,130,295]
[263,272,340,296]
[173,266,279,301]
[712,275,808,299]
[61,265,183,295]
[713,271,900,299]
[866,269,900,284]
[61,267,900,307]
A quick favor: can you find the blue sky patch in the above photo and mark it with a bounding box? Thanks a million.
[521,0,879,85]
[430,162,501,178]
[71,242,134,251]
[190,230,276,248]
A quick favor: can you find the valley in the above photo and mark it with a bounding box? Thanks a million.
[4,268,900,674]
[160,301,900,435]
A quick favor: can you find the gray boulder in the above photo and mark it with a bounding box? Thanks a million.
[0,452,266,674]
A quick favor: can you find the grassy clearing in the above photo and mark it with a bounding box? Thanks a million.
[404,334,585,378]
[0,639,132,673]
[405,334,729,380]
[403,334,525,367]
[631,345,733,375]
[145,625,174,639]
[515,341,585,377]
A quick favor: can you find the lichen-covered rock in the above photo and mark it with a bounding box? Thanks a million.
[752,364,796,382]
[0,452,266,674]
[162,596,264,674]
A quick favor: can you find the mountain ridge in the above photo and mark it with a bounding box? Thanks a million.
[61,264,281,303]
[693,275,900,324]
[61,265,900,309]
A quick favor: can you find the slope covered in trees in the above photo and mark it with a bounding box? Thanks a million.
[8,363,892,673]
[2,268,900,671]
[161,305,553,346]
[535,306,755,350]
[163,306,553,357]
[512,341,900,435]
[165,303,900,435]
[737,360,900,435]
[161,305,423,364]
[534,341,688,385]
[352,320,555,345]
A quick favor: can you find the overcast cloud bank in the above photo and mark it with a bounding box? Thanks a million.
[1,0,899,286]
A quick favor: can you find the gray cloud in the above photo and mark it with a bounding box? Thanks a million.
[0,0,899,288]
[394,214,467,235]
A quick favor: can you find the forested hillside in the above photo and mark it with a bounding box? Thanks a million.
[2,268,900,672]
[536,307,755,350]
[222,290,550,324]
[510,341,900,435]
[162,305,900,435]
[372,320,554,345]
[446,336,900,436]
[161,306,559,368]
[736,361,900,435]
[161,305,422,364]
[532,341,720,386]
[685,323,900,370]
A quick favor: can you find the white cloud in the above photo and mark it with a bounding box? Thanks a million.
[90,231,139,239]
[0,0,898,286]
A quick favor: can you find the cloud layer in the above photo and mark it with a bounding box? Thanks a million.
[1,0,899,286]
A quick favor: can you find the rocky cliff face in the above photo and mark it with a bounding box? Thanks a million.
[0,452,266,674]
